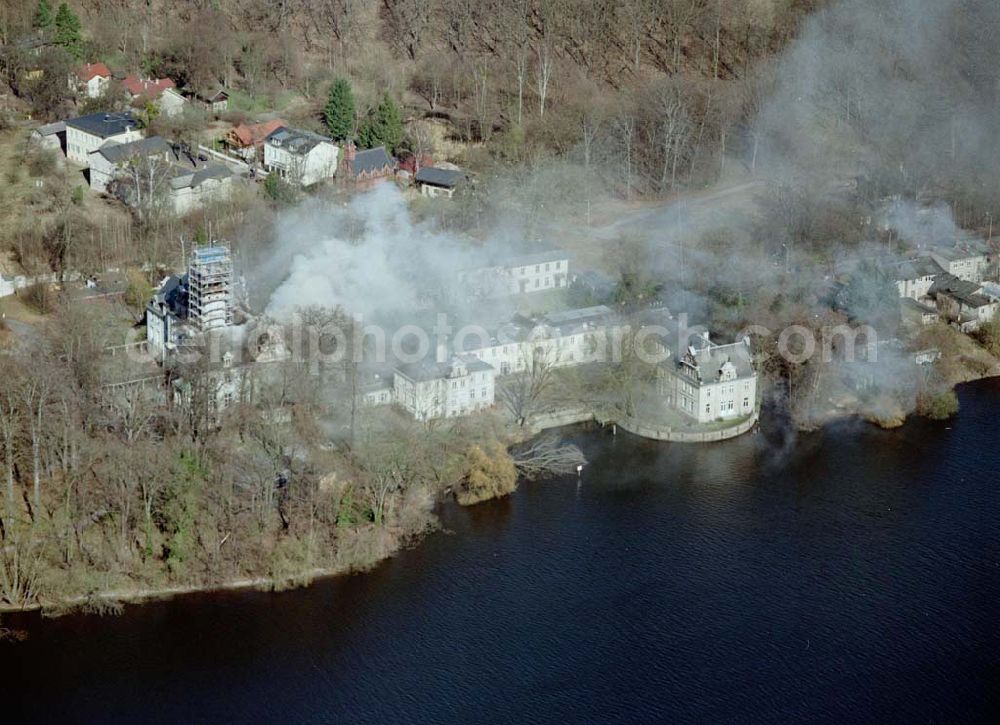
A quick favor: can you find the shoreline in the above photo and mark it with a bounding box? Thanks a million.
[4,374,997,618]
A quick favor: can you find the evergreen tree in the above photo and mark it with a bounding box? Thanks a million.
[323,78,355,140]
[357,93,404,153]
[33,0,54,30]
[53,2,82,58]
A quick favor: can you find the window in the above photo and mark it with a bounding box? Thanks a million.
[534,279,540,288]
[743,397,749,408]
[545,263,550,271]
[706,404,711,415]
[556,261,561,269]
[535,264,540,272]
[481,387,487,397]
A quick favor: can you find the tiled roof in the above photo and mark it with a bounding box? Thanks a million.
[76,62,110,81]
[122,75,176,99]
[230,119,287,147]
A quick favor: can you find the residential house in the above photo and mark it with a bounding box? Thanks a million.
[929,274,998,332]
[929,239,992,284]
[657,335,757,424]
[889,256,944,300]
[226,119,287,162]
[191,88,229,114]
[900,297,940,328]
[146,274,187,362]
[30,120,65,152]
[460,249,571,299]
[393,355,496,421]
[342,143,396,186]
[87,135,172,192]
[64,111,142,164]
[168,161,234,214]
[263,126,339,186]
[414,166,464,198]
[70,62,111,98]
[92,136,234,212]
[122,75,186,117]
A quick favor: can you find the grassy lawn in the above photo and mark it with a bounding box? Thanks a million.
[227,88,299,115]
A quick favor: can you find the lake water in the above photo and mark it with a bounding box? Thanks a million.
[4,382,999,724]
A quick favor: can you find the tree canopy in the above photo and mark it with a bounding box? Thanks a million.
[33,0,54,30]
[357,93,403,153]
[323,78,355,140]
[53,2,82,58]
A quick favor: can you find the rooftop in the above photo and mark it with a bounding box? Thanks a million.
[890,256,944,281]
[75,62,110,81]
[92,135,170,164]
[352,146,395,176]
[396,354,493,383]
[230,119,287,147]
[265,126,333,155]
[122,75,176,99]
[65,111,139,138]
[682,339,755,384]
[414,166,463,188]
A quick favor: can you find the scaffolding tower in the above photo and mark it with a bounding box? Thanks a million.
[188,243,233,331]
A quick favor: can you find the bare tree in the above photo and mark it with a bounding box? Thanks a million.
[511,434,587,479]
[497,346,556,427]
[534,41,554,118]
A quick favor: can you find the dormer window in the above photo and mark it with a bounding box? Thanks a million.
[719,361,737,382]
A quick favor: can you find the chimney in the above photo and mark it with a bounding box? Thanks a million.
[344,140,356,175]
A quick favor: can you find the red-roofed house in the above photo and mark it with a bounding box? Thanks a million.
[71,62,111,98]
[226,119,288,162]
[121,74,186,117]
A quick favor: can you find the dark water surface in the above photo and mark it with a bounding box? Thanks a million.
[4,382,1000,724]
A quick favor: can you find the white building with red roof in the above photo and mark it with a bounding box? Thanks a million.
[71,62,111,98]
[121,74,186,117]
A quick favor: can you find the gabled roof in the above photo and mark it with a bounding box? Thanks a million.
[352,146,395,176]
[169,163,232,190]
[197,88,228,103]
[414,166,462,188]
[75,62,110,81]
[889,256,944,281]
[265,126,333,155]
[121,75,176,99]
[92,135,170,164]
[682,340,754,383]
[65,111,139,138]
[33,121,65,137]
[396,355,493,383]
[230,119,287,147]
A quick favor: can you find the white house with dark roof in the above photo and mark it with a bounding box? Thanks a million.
[64,111,142,165]
[87,136,172,192]
[889,256,944,300]
[929,274,998,331]
[414,166,463,198]
[393,355,496,420]
[263,126,339,186]
[929,240,992,284]
[658,335,757,424]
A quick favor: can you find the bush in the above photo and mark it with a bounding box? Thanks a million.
[917,389,959,420]
[454,443,518,506]
[27,146,56,176]
[21,281,55,314]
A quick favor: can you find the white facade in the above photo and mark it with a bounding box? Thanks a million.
[460,251,570,298]
[462,306,615,376]
[263,129,339,187]
[158,88,187,118]
[659,338,757,424]
[65,116,142,165]
[169,174,234,214]
[930,248,990,284]
[393,356,496,421]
